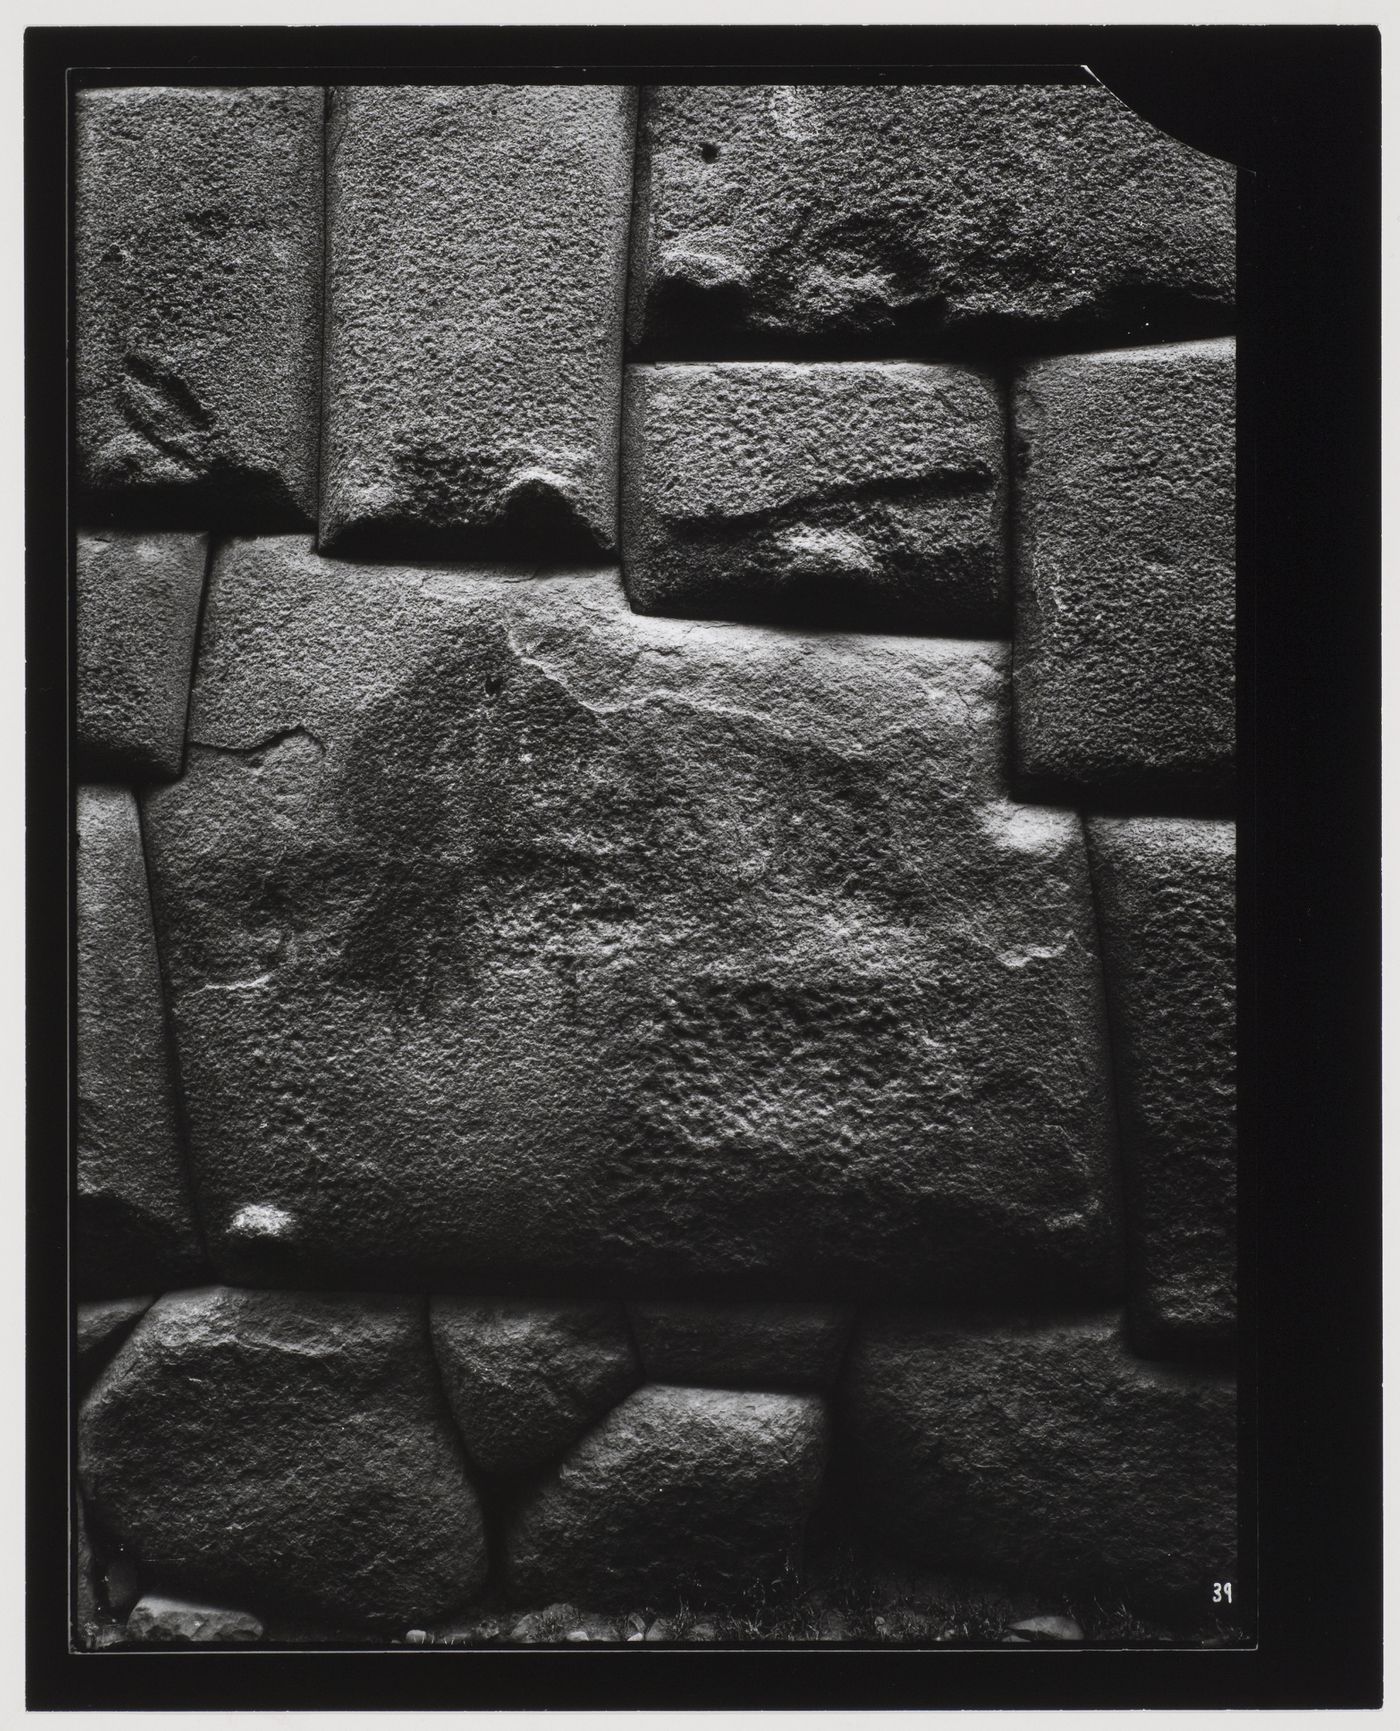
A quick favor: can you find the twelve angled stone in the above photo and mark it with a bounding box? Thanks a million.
[1088,817,1236,1356]
[141,539,1120,1302]
[78,532,208,781]
[629,83,1235,355]
[429,1298,640,1475]
[843,1310,1236,1606]
[629,1301,852,1391]
[79,1287,488,1626]
[76,87,323,527]
[77,786,203,1296]
[321,86,635,559]
[622,361,1007,632]
[502,1384,829,1606]
[1013,339,1235,799]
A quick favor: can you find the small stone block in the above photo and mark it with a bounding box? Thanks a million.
[125,1592,265,1645]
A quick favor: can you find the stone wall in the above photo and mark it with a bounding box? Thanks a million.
[73,79,1238,1648]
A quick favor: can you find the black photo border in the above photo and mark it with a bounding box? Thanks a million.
[26,21,1381,1713]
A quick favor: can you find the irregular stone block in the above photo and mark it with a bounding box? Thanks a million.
[77,532,208,781]
[629,84,1234,355]
[844,1311,1236,1605]
[1013,339,1235,799]
[77,786,203,1296]
[321,85,635,560]
[125,1593,264,1645]
[622,361,1006,632]
[77,1296,154,1390]
[429,1298,640,1474]
[141,541,1120,1301]
[630,1301,852,1391]
[75,87,323,527]
[1088,817,1236,1356]
[79,1286,488,1626]
[502,1384,828,1606]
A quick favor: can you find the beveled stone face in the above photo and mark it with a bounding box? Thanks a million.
[141,538,1120,1302]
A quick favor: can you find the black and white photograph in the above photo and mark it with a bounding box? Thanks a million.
[22,17,1381,1715]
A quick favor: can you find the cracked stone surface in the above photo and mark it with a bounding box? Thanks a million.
[1088,817,1236,1356]
[140,538,1119,1301]
[77,531,209,781]
[429,1298,641,1474]
[320,86,636,559]
[75,87,323,527]
[77,786,203,1296]
[79,1286,488,1626]
[1013,339,1235,799]
[629,83,1235,356]
[629,1301,853,1391]
[844,1310,1236,1605]
[622,361,1006,632]
[502,1383,828,1606]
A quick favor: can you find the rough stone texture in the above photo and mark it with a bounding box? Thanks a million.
[1088,817,1236,1356]
[630,1301,852,1391]
[629,83,1235,355]
[125,1593,265,1645]
[78,1286,489,1626]
[77,785,203,1296]
[321,86,635,560]
[75,87,323,528]
[844,1311,1236,1606]
[1013,339,1235,800]
[429,1298,640,1474]
[77,532,209,781]
[502,1384,828,1606]
[77,1296,155,1389]
[141,541,1120,1302]
[622,362,1006,632]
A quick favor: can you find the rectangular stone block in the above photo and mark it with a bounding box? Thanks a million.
[1088,817,1236,1357]
[77,786,203,1295]
[141,538,1120,1303]
[320,86,636,560]
[1013,339,1235,800]
[78,532,209,782]
[76,87,324,528]
[629,84,1234,355]
[622,361,1006,633]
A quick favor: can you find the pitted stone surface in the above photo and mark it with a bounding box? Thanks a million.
[630,1301,852,1391]
[321,86,635,559]
[629,84,1235,355]
[141,540,1119,1301]
[844,1311,1236,1605]
[622,362,1006,632]
[1013,339,1235,799]
[78,532,208,781]
[429,1298,640,1474]
[502,1383,828,1606]
[76,87,323,527]
[79,1286,488,1626]
[1088,818,1236,1356]
[77,786,203,1296]
[77,1296,155,1389]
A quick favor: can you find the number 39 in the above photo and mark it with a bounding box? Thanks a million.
[1212,1582,1233,1604]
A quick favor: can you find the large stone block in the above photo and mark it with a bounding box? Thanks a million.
[141,540,1120,1302]
[630,1301,852,1391]
[1088,818,1236,1356]
[79,1287,488,1626]
[844,1311,1236,1606]
[1013,339,1235,800]
[77,786,203,1295]
[622,361,1006,632]
[75,87,323,527]
[321,85,635,560]
[429,1298,640,1474]
[629,83,1234,355]
[77,532,209,781]
[502,1384,829,1606]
